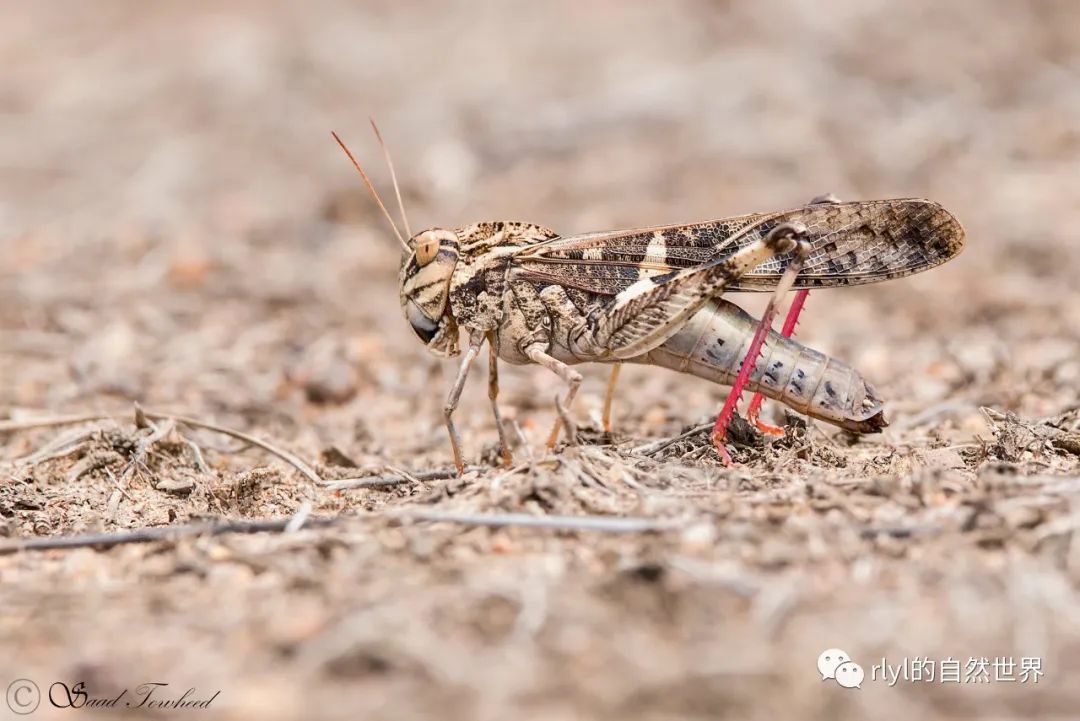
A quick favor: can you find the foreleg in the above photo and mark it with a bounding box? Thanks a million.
[443,331,485,475]
[486,332,513,466]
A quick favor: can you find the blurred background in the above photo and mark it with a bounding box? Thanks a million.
[2,2,1080,719]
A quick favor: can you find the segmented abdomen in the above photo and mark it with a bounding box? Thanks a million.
[629,299,887,433]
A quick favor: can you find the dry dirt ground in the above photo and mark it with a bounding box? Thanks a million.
[2,2,1080,719]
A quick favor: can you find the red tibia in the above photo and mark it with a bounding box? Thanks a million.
[779,288,810,337]
[713,231,810,464]
[746,289,811,433]
[711,298,784,460]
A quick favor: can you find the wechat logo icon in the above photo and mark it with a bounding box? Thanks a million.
[818,648,864,689]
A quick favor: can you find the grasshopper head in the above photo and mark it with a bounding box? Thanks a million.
[328,129,463,355]
[399,228,461,356]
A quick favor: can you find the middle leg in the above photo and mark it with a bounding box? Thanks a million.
[602,363,622,434]
[540,219,801,447]
[524,344,583,449]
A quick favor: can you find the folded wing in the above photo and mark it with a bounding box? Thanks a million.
[511,198,964,295]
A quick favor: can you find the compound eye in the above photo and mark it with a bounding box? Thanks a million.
[415,233,440,266]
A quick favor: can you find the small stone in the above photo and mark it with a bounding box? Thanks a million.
[679,522,717,553]
[919,447,966,471]
[1003,505,1044,530]
[295,348,358,404]
[156,478,194,495]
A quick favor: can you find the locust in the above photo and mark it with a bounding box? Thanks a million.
[332,126,965,474]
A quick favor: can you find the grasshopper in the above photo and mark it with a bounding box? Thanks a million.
[333,127,964,474]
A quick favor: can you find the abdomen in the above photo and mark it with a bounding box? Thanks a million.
[629,299,887,433]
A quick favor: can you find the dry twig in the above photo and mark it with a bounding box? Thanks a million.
[323,466,484,490]
[0,508,678,555]
[632,422,712,457]
[0,414,112,433]
[0,517,342,555]
[0,408,322,484]
[395,509,679,533]
[119,418,176,483]
[3,426,106,469]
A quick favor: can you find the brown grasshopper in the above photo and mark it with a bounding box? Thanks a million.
[333,127,964,474]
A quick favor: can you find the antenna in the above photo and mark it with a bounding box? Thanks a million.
[330,131,409,251]
[369,117,412,238]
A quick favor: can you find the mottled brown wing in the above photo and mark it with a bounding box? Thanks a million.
[511,199,964,294]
